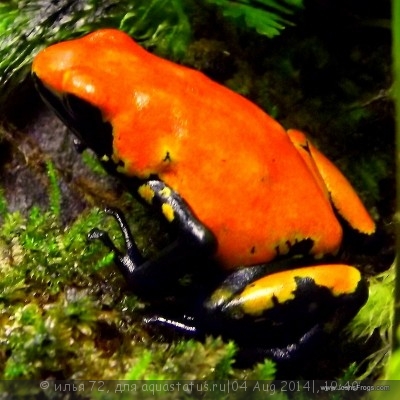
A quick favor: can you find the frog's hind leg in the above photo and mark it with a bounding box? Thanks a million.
[144,263,368,363]
[202,263,368,362]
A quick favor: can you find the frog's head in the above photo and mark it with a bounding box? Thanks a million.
[32,29,188,179]
[32,30,142,160]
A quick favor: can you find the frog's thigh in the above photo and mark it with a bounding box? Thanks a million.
[220,265,368,326]
[287,129,375,235]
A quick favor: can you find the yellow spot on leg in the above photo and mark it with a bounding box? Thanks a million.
[162,203,175,222]
[159,186,172,198]
[138,184,155,204]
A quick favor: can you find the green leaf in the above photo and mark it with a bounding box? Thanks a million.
[206,0,303,38]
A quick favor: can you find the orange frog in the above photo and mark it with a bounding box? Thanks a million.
[32,29,375,361]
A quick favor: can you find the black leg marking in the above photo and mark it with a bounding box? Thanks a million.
[89,181,216,295]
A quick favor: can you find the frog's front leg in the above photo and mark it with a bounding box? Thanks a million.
[89,180,217,295]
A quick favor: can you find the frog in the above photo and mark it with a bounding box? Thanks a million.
[31,29,376,361]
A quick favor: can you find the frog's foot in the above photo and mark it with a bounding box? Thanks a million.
[88,207,181,295]
[88,207,145,282]
[89,207,144,273]
[89,203,216,296]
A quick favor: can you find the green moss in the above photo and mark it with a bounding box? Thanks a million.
[0,188,7,216]
[123,337,236,381]
[81,151,109,176]
[349,265,394,342]
[4,303,69,379]
[46,160,62,219]
[245,358,277,380]
[0,157,258,381]
[0,166,126,378]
